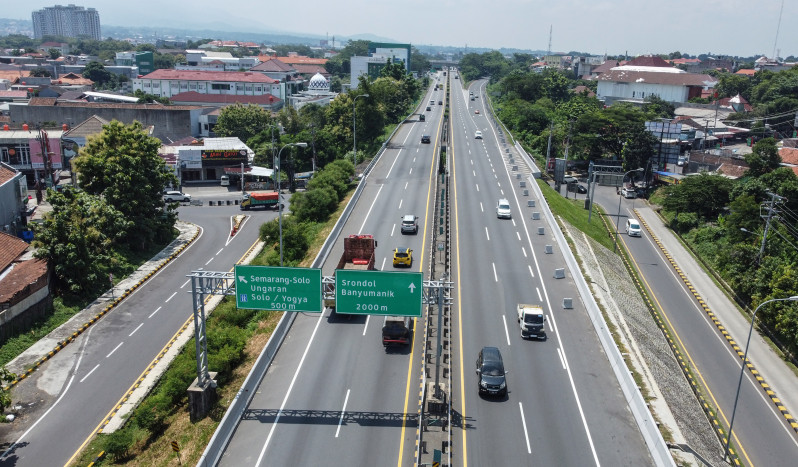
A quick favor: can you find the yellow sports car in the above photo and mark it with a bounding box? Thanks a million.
[393,247,413,267]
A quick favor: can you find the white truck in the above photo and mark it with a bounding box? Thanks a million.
[517,304,546,339]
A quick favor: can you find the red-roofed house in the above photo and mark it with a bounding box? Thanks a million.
[132,69,281,99]
[735,69,756,76]
[169,91,282,110]
[779,147,798,166]
[0,229,51,340]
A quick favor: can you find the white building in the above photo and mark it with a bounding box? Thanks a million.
[179,50,260,71]
[596,56,717,105]
[132,69,281,100]
[290,72,337,109]
[32,4,101,40]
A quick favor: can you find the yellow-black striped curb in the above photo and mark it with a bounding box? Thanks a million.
[596,207,740,464]
[4,226,200,388]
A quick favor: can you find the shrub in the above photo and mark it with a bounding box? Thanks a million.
[103,428,134,461]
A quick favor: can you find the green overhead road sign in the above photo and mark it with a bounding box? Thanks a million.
[335,270,423,317]
[235,265,322,312]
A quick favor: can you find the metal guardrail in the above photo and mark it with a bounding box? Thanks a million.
[197,110,412,467]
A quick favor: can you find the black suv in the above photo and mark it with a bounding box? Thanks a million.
[421,135,431,144]
[476,346,507,397]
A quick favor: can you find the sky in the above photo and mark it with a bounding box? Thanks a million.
[5,0,797,58]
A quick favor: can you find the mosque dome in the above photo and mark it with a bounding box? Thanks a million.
[308,72,330,92]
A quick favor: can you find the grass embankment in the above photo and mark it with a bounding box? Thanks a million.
[71,190,355,466]
[536,179,615,251]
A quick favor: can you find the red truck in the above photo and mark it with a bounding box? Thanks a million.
[325,235,377,317]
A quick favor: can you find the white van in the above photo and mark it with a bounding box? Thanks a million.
[626,219,642,237]
[220,175,230,186]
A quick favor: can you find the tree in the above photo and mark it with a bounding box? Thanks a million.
[29,67,52,78]
[214,103,272,145]
[33,188,130,296]
[716,73,752,100]
[662,173,733,220]
[132,89,170,105]
[47,48,61,59]
[643,95,675,119]
[82,61,112,85]
[745,138,781,177]
[72,121,176,251]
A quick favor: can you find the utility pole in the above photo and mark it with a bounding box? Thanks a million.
[757,192,782,264]
[545,122,553,175]
[564,120,572,199]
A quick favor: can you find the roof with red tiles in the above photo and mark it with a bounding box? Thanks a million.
[717,163,748,178]
[292,64,328,75]
[625,55,674,68]
[0,70,31,83]
[56,73,93,85]
[779,147,798,165]
[0,258,48,305]
[258,55,327,65]
[597,70,717,87]
[0,164,17,185]
[591,60,619,74]
[736,69,756,76]
[667,58,702,65]
[0,231,30,271]
[571,85,595,97]
[0,91,28,99]
[249,59,294,72]
[138,69,277,83]
[169,91,281,106]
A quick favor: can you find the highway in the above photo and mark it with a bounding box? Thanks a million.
[216,78,444,465]
[597,187,798,466]
[448,77,651,465]
[0,198,273,467]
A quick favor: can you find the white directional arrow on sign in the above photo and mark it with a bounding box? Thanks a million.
[408,283,416,293]
[237,276,248,283]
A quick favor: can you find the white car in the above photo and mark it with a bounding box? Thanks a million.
[497,198,511,219]
[475,130,483,139]
[621,187,637,199]
[163,191,191,202]
[626,219,642,237]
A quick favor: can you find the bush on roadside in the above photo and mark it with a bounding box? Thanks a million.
[290,187,339,222]
[103,428,134,461]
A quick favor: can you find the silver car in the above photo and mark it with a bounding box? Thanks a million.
[163,191,191,202]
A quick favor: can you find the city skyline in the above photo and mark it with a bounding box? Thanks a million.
[2,1,796,59]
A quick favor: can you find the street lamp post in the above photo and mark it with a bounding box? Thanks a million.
[352,93,369,169]
[276,142,307,266]
[614,168,643,252]
[724,295,798,461]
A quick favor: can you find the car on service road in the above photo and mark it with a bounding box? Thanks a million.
[626,219,642,237]
[163,191,191,202]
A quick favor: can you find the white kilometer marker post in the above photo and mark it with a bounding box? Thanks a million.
[336,389,351,437]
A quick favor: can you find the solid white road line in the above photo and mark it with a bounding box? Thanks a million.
[336,389,351,438]
[519,402,532,454]
[557,347,567,370]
